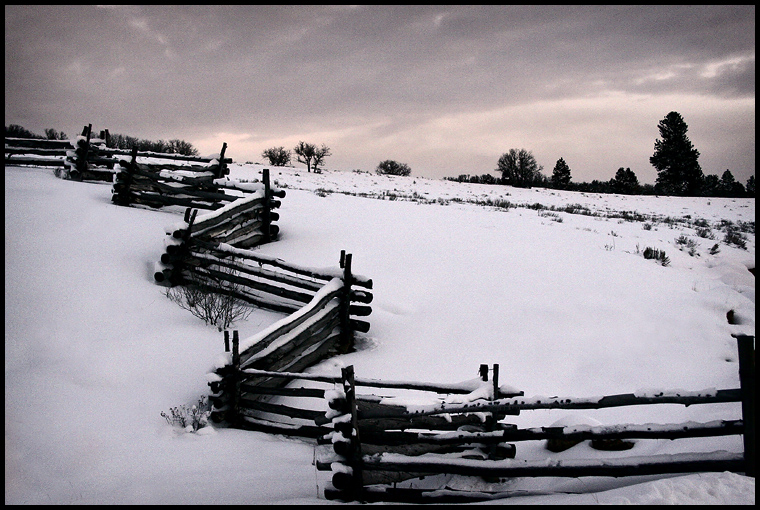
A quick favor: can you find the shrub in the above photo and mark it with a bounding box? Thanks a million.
[161,395,211,432]
[643,247,670,266]
[675,235,699,256]
[165,263,254,331]
[723,227,748,250]
[376,160,411,176]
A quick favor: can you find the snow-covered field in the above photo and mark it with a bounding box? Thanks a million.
[5,163,755,504]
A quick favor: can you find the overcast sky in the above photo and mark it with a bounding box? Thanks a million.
[5,5,755,184]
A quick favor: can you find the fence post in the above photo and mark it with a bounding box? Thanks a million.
[735,334,755,477]
[338,252,354,353]
[75,123,92,177]
[217,142,228,178]
[492,363,500,399]
[230,330,241,426]
[336,365,363,500]
[111,146,138,206]
[262,168,272,243]
[224,330,230,352]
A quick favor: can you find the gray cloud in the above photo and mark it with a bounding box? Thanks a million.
[5,5,755,183]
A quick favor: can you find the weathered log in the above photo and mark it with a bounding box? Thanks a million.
[357,427,519,447]
[349,304,372,317]
[179,267,312,312]
[359,450,746,479]
[270,331,344,374]
[182,264,315,307]
[4,157,67,167]
[212,220,265,245]
[357,413,489,434]
[176,197,267,236]
[241,308,342,371]
[238,414,329,439]
[237,397,326,421]
[4,147,68,156]
[109,147,232,164]
[188,211,265,240]
[178,272,303,314]
[125,191,223,210]
[502,419,744,443]
[350,319,371,333]
[165,250,325,293]
[236,285,343,366]
[237,384,326,399]
[356,388,743,421]
[190,239,339,283]
[4,137,73,149]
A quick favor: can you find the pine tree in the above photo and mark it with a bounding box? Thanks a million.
[550,158,572,189]
[609,167,639,194]
[650,111,703,196]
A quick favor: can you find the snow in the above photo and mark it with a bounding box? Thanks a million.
[5,164,754,504]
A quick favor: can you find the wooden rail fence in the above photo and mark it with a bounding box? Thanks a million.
[6,123,233,184]
[111,144,240,210]
[317,335,753,502]
[206,251,374,433]
[5,124,113,180]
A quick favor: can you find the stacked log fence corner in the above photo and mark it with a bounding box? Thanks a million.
[5,123,115,181]
[110,142,238,210]
[205,252,373,435]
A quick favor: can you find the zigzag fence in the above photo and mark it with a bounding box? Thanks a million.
[147,169,377,437]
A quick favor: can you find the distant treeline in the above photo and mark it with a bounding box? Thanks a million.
[106,133,199,157]
[5,124,68,140]
[5,124,199,157]
[446,169,755,199]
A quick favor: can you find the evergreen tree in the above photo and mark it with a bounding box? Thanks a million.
[550,157,572,189]
[701,174,721,197]
[746,175,755,197]
[609,167,639,194]
[650,111,703,196]
[718,169,745,197]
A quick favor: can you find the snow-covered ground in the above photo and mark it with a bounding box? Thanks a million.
[5,163,755,504]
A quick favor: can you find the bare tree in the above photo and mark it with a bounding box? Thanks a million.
[294,141,331,172]
[312,144,332,172]
[496,148,543,188]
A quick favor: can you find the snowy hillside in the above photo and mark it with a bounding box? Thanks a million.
[5,163,754,504]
